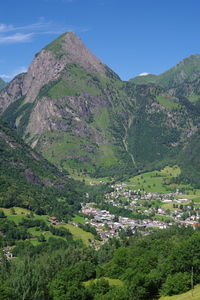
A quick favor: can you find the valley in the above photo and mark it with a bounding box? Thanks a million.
[1,165,199,252]
[1,31,200,299]
[75,166,200,244]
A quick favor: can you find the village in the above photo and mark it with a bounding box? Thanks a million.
[80,182,200,243]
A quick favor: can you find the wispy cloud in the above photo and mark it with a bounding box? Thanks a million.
[0,33,33,44]
[0,66,27,80]
[0,19,88,44]
[0,24,14,33]
[0,19,64,34]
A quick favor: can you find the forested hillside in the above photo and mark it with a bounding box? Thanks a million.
[0,119,86,220]
[1,225,200,299]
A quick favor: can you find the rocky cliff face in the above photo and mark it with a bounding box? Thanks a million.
[1,32,200,179]
[1,32,132,176]
[0,73,25,113]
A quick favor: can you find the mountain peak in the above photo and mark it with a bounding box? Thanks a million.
[0,31,119,110]
[44,31,107,75]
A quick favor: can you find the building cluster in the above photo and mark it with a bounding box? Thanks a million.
[81,203,168,242]
[106,184,200,224]
[80,183,200,244]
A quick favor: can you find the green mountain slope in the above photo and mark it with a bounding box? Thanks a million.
[124,82,198,173]
[159,285,200,300]
[131,54,200,89]
[0,32,136,177]
[1,32,200,184]
[0,119,85,219]
[130,73,158,85]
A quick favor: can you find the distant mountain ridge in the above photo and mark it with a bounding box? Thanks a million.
[131,54,200,89]
[0,32,200,184]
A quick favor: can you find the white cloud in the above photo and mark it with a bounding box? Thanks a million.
[0,66,27,80]
[0,33,33,44]
[138,72,150,76]
[0,19,69,35]
[0,19,88,45]
[0,19,56,33]
[0,24,14,33]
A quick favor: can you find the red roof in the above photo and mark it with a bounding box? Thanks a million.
[50,216,59,221]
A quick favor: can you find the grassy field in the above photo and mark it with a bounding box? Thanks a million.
[124,165,200,212]
[28,227,71,246]
[125,166,181,193]
[57,223,94,245]
[159,285,200,300]
[72,215,86,224]
[0,206,95,245]
[156,94,179,110]
[125,166,200,197]
[153,215,174,222]
[1,207,49,224]
[84,277,123,287]
[28,227,53,238]
[1,207,32,223]
[69,170,111,185]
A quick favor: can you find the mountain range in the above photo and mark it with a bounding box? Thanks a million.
[0,32,200,184]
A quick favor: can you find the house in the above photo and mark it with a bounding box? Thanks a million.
[49,216,59,224]
[192,223,200,230]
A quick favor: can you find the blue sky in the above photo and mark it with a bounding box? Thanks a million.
[0,0,200,81]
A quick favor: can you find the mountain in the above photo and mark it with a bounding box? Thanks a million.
[0,78,7,91]
[130,73,158,85]
[131,54,200,89]
[0,32,135,177]
[0,118,85,219]
[0,32,200,184]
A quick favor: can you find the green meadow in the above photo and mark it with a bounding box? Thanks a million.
[125,166,181,193]
[56,223,94,246]
[0,206,94,246]
[84,277,124,287]
[159,285,200,300]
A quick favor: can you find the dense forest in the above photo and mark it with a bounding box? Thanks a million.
[0,119,106,220]
[0,224,199,299]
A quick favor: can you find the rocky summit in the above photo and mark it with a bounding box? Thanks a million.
[1,32,200,182]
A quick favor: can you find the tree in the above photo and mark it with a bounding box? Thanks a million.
[86,279,110,299]
[37,234,46,242]
[10,208,16,215]
[0,210,6,218]
[50,280,86,300]
[161,272,191,296]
